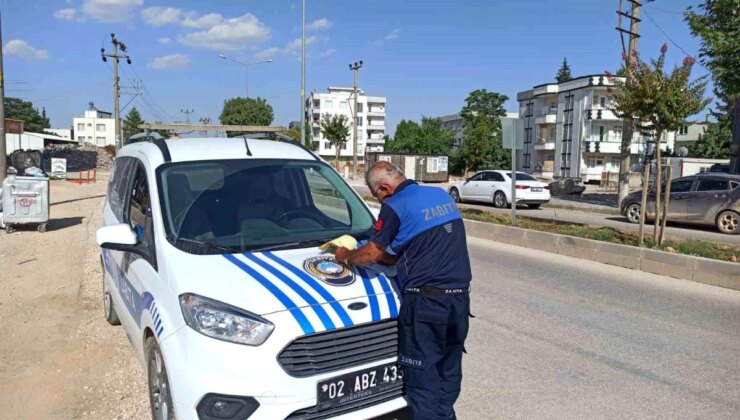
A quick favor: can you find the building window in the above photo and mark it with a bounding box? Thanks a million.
[356,103,363,113]
[96,124,105,132]
[313,128,320,138]
[77,136,85,142]
[324,100,333,109]
[87,123,92,128]
[339,101,348,110]
[96,137,105,145]
[560,93,575,177]
[355,117,363,127]
[324,142,332,150]
[78,123,85,131]
[599,96,606,108]
[679,125,688,135]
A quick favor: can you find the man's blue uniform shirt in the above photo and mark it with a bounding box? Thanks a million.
[370,180,472,290]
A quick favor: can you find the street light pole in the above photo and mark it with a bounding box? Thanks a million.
[349,61,363,180]
[218,55,273,98]
[300,0,306,149]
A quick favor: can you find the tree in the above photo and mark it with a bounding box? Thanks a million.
[608,44,709,245]
[219,97,274,137]
[151,121,172,139]
[685,0,740,173]
[320,114,350,169]
[304,120,316,150]
[386,117,454,155]
[122,107,145,140]
[555,58,573,83]
[690,118,732,158]
[459,89,509,173]
[4,97,50,132]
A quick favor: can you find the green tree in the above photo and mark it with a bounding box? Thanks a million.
[151,121,172,139]
[305,120,317,150]
[4,97,50,132]
[219,97,274,137]
[690,118,732,158]
[320,114,350,169]
[122,107,145,140]
[555,58,573,83]
[685,0,740,171]
[386,117,454,155]
[459,89,509,173]
[609,44,709,245]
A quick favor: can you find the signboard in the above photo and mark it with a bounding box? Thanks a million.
[501,117,523,150]
[378,155,392,162]
[438,156,449,172]
[5,119,23,134]
[51,158,67,180]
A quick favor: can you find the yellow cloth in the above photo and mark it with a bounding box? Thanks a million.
[319,235,358,253]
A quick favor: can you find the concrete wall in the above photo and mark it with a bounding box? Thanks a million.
[463,219,740,291]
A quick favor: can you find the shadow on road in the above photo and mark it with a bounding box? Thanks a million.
[51,194,106,207]
[48,217,85,231]
[553,193,618,207]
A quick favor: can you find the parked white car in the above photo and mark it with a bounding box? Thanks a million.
[448,170,551,209]
[96,135,406,420]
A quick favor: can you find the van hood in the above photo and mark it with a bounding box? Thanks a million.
[166,247,400,331]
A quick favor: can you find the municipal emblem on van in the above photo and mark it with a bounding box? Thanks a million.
[303,257,355,286]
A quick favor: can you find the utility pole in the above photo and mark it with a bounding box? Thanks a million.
[0,11,7,184]
[180,109,194,124]
[300,0,306,149]
[615,0,641,208]
[101,33,131,152]
[349,61,363,180]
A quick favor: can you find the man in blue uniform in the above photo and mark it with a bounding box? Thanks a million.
[335,161,472,420]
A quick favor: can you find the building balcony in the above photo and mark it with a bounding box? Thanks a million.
[367,125,385,131]
[536,114,557,125]
[534,139,556,150]
[366,137,385,144]
[367,110,385,117]
[583,141,621,154]
[586,108,620,121]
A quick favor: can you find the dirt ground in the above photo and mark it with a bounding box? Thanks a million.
[0,179,148,419]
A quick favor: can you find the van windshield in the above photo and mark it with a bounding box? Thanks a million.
[157,159,374,254]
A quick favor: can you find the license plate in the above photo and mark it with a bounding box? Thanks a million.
[531,187,543,192]
[317,363,403,411]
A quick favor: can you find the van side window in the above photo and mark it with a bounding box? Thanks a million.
[128,162,157,269]
[108,157,135,222]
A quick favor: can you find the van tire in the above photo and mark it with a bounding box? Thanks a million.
[146,337,175,420]
[102,258,121,326]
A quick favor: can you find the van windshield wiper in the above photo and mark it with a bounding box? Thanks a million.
[174,237,243,254]
[246,238,328,253]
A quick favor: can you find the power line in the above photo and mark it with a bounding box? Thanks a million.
[642,10,694,58]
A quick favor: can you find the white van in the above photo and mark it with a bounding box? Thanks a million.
[96,135,406,420]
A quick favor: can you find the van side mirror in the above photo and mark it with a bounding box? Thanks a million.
[96,223,138,251]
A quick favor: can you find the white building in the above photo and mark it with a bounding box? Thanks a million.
[306,87,386,163]
[517,75,675,182]
[44,128,72,140]
[674,122,709,150]
[72,103,116,147]
[5,131,76,154]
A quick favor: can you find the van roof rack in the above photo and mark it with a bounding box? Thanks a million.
[126,132,171,162]
[241,132,320,161]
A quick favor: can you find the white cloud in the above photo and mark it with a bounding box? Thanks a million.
[157,37,173,45]
[319,48,336,58]
[181,12,224,29]
[307,18,332,31]
[53,8,76,21]
[80,0,143,23]
[5,40,49,61]
[178,13,270,51]
[372,28,401,46]
[141,7,182,27]
[147,53,190,70]
[385,28,401,40]
[255,47,281,61]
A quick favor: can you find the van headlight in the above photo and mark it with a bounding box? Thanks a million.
[180,294,274,346]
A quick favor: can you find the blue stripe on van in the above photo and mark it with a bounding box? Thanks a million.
[357,267,381,321]
[223,254,314,335]
[262,252,354,328]
[245,254,336,332]
[376,274,399,318]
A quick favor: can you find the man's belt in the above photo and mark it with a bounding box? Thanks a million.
[404,286,470,296]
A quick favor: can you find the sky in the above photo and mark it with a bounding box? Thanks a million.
[2,0,708,136]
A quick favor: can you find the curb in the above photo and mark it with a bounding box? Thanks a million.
[542,202,620,216]
[463,219,740,291]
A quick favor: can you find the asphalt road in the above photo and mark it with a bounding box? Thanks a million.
[456,237,740,419]
[351,183,740,245]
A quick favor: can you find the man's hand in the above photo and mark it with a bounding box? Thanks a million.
[335,247,350,264]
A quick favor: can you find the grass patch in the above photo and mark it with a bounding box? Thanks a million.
[363,195,739,263]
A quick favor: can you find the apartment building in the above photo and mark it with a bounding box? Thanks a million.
[72,102,116,146]
[306,87,386,163]
[517,75,674,182]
